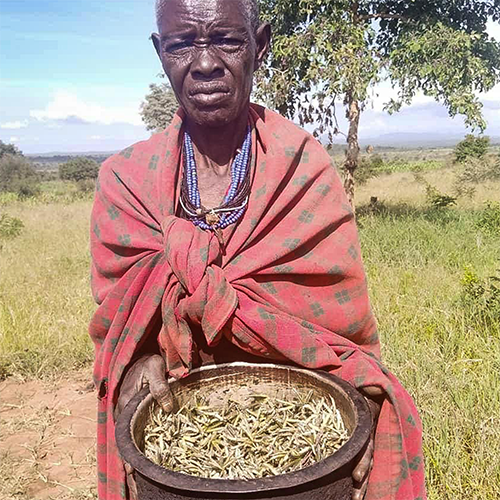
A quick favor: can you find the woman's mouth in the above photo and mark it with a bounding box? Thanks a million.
[190,90,230,106]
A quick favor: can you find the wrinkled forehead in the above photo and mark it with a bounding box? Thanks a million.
[156,0,253,32]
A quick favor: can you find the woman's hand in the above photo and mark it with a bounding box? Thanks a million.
[352,385,384,500]
[115,354,173,419]
[115,354,173,500]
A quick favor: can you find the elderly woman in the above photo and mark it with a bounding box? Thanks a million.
[89,0,426,499]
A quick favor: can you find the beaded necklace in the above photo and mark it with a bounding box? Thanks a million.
[179,125,252,247]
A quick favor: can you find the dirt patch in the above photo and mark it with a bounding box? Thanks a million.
[0,368,97,500]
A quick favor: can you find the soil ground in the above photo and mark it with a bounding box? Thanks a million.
[0,368,97,500]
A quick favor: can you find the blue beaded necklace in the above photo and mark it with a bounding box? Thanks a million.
[179,125,252,243]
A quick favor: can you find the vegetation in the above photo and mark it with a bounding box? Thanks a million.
[357,204,499,499]
[0,139,22,160]
[140,82,179,132]
[0,153,40,198]
[59,156,100,183]
[256,0,500,204]
[0,200,95,379]
[454,134,491,163]
[0,213,24,240]
[355,154,444,184]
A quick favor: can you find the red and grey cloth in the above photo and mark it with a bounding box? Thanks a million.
[89,104,426,500]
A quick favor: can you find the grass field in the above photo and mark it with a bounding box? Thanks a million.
[0,197,95,379]
[0,166,499,499]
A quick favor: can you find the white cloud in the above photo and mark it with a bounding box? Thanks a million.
[9,136,19,142]
[30,90,143,127]
[0,120,28,129]
[90,135,102,140]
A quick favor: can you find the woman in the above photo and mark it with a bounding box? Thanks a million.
[89,0,426,499]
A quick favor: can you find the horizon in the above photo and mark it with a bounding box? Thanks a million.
[1,1,500,154]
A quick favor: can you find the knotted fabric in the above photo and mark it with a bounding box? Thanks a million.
[89,104,426,500]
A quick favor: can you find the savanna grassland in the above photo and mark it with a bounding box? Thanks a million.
[0,151,499,499]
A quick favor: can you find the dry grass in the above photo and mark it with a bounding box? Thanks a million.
[355,172,500,500]
[0,200,95,379]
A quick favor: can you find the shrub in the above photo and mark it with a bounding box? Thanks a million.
[76,178,96,193]
[354,157,378,185]
[461,265,500,326]
[0,154,40,198]
[454,156,500,198]
[59,157,100,182]
[426,186,457,208]
[0,140,22,160]
[0,213,24,239]
[454,134,490,163]
[476,202,500,235]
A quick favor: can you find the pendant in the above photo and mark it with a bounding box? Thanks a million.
[205,210,220,226]
[205,210,225,253]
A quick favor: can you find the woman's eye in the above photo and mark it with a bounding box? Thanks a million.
[214,37,242,49]
[165,41,191,54]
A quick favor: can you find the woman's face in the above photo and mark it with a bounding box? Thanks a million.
[153,0,269,129]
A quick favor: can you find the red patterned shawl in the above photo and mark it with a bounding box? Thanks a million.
[89,104,426,500]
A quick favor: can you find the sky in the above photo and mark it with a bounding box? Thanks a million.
[1,0,500,154]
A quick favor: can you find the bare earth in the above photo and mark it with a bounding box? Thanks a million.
[0,368,97,500]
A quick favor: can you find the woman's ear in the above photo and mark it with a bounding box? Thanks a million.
[254,23,271,71]
[152,33,162,58]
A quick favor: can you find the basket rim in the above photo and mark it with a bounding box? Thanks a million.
[115,362,372,494]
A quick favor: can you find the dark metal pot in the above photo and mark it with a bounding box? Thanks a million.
[116,362,372,500]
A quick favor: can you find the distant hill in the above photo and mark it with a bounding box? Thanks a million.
[28,152,116,171]
[325,132,500,148]
[27,132,500,171]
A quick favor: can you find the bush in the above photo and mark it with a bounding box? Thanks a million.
[59,157,100,182]
[461,265,500,326]
[0,140,22,159]
[454,156,500,198]
[426,185,457,208]
[0,213,24,239]
[454,134,490,163]
[414,173,457,208]
[0,154,40,198]
[76,178,96,193]
[476,202,500,235]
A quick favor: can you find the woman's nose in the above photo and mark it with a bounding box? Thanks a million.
[190,47,224,79]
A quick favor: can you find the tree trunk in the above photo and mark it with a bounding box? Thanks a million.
[343,93,360,209]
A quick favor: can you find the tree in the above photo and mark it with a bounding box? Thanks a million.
[0,154,40,197]
[59,157,100,182]
[256,0,500,206]
[0,140,22,160]
[454,134,490,163]
[140,82,179,132]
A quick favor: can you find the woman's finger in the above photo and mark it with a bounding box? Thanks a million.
[360,385,384,398]
[124,462,138,500]
[352,438,373,483]
[145,355,174,412]
[352,460,371,500]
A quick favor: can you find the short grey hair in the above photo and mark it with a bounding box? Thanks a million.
[155,0,260,33]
